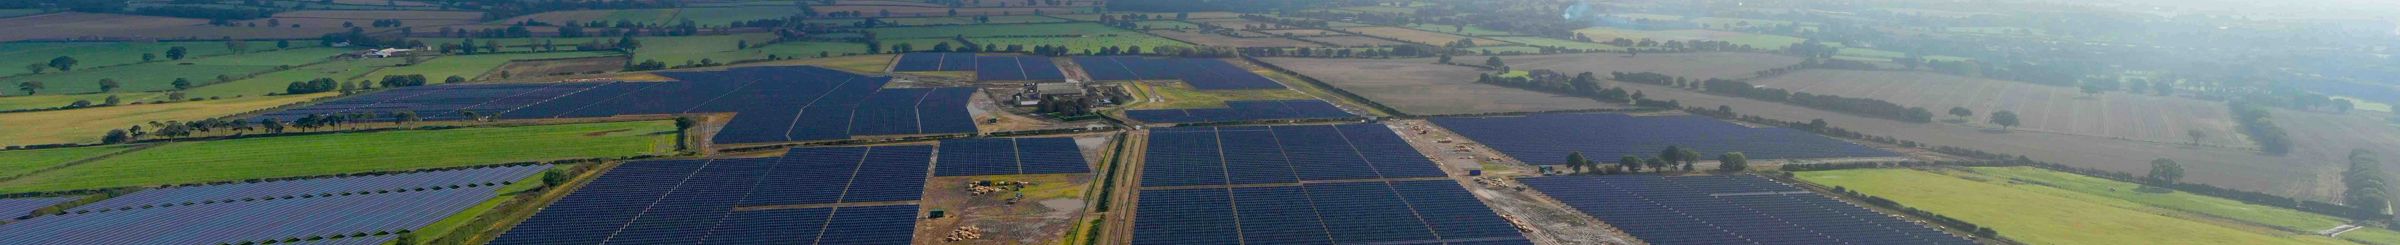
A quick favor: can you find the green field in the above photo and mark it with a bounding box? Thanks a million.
[184,57,410,98]
[1797,167,2361,245]
[0,9,42,18]
[1,41,249,77]
[1,48,348,95]
[1485,37,1623,51]
[0,121,677,193]
[1572,27,1805,50]
[1132,20,1199,30]
[365,52,622,82]
[883,35,1191,54]
[418,34,853,66]
[0,94,332,146]
[1465,46,1545,54]
[1404,23,1515,36]
[867,22,1135,39]
[0,145,136,178]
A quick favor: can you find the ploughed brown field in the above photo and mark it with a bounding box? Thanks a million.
[1259,57,1624,115]
[1744,69,2247,147]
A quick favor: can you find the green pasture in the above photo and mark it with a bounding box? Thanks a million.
[0,121,678,193]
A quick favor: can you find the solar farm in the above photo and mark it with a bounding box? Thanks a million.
[891,53,1069,81]
[491,146,932,244]
[1075,56,1289,90]
[0,165,544,245]
[1430,113,1899,164]
[1521,175,1973,245]
[1124,99,1360,124]
[1132,180,1530,244]
[934,137,1092,176]
[251,66,980,144]
[1140,124,1449,187]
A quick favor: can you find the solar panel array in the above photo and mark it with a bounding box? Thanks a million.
[1125,100,1358,124]
[1074,56,1287,90]
[934,137,1091,176]
[1429,113,1899,164]
[1520,175,1973,245]
[252,66,980,144]
[0,186,502,245]
[1132,180,1529,245]
[974,56,1069,81]
[893,53,978,71]
[0,196,78,220]
[1141,124,1447,187]
[491,145,930,244]
[74,164,546,213]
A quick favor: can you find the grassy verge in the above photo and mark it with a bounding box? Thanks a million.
[1127,81,1313,109]
[409,168,552,244]
[1796,167,2354,245]
[0,120,676,193]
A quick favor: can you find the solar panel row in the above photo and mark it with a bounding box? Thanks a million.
[74,164,547,213]
[0,186,502,245]
[1074,56,1287,90]
[934,137,1092,176]
[251,66,980,145]
[974,56,1067,81]
[1124,100,1358,124]
[0,196,78,220]
[1429,113,1899,164]
[1141,124,1447,187]
[892,53,978,72]
[1519,175,1973,245]
[492,146,931,244]
[1131,180,1527,245]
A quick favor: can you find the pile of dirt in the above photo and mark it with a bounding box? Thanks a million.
[943,226,985,242]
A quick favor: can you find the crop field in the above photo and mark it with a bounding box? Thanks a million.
[1401,23,1517,36]
[183,57,410,98]
[1572,27,1806,49]
[1300,35,1406,47]
[1743,70,2246,146]
[0,120,677,193]
[1,48,347,95]
[1258,57,1622,115]
[1,41,243,77]
[1486,36,1625,51]
[0,94,332,146]
[1255,29,1342,37]
[836,15,1071,26]
[0,145,135,178]
[1340,26,1512,46]
[1146,30,1323,48]
[1796,168,2360,245]
[1482,52,1802,81]
[1131,20,1199,30]
[902,36,1193,53]
[365,52,623,82]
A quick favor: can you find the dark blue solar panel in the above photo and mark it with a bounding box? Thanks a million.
[1132,188,1240,245]
[814,205,920,245]
[0,196,77,219]
[1231,187,1333,245]
[893,53,947,72]
[5,185,503,245]
[701,208,831,244]
[849,88,932,136]
[494,160,707,245]
[1388,180,1524,241]
[742,147,867,206]
[1520,175,1972,245]
[1217,128,1298,184]
[1335,124,1448,178]
[936,138,1020,176]
[840,146,932,203]
[916,88,980,134]
[1013,137,1090,174]
[1303,182,1439,244]
[1430,113,1900,164]
[1073,57,1283,89]
[1270,125,1383,181]
[608,158,772,244]
[940,53,978,71]
[975,56,1026,81]
[1140,129,1227,187]
[1019,57,1066,80]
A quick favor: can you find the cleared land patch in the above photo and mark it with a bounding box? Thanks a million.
[1258,57,1621,115]
[1478,52,1802,81]
[0,121,677,193]
[1796,168,2356,245]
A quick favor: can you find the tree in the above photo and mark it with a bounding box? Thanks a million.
[166,46,189,60]
[1658,146,1683,170]
[2345,149,2392,218]
[1947,107,1972,120]
[172,78,194,90]
[1676,148,1701,171]
[25,63,45,74]
[1989,110,2020,130]
[445,75,466,84]
[1437,53,1452,64]
[1619,155,1641,173]
[142,53,156,62]
[2148,158,2183,185]
[97,79,119,92]
[1565,152,1591,174]
[674,116,697,150]
[1483,56,1504,69]
[2079,83,2102,96]
[103,129,132,144]
[18,81,44,95]
[49,56,78,71]
[276,40,291,49]
[541,169,570,187]
[1718,152,1748,172]
[1644,157,1667,172]
[2186,130,2205,145]
[261,119,285,134]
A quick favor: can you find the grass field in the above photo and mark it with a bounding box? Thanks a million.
[365,52,623,82]
[1126,82,1313,109]
[648,40,866,66]
[1572,27,1805,49]
[1,48,348,95]
[867,22,1135,39]
[1258,57,1622,115]
[1342,26,1510,47]
[0,93,324,146]
[185,57,411,98]
[1,41,244,77]
[1132,20,1198,30]
[0,120,678,193]
[1796,167,2358,245]
[1402,23,1515,36]
[0,145,136,178]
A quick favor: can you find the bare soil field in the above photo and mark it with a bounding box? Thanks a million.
[912,135,1110,244]
[1621,81,2344,200]
[1341,26,1512,46]
[1744,70,2248,147]
[1473,52,1804,81]
[1258,57,1624,116]
[1145,30,1322,48]
[1299,35,1405,47]
[2269,110,2400,197]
